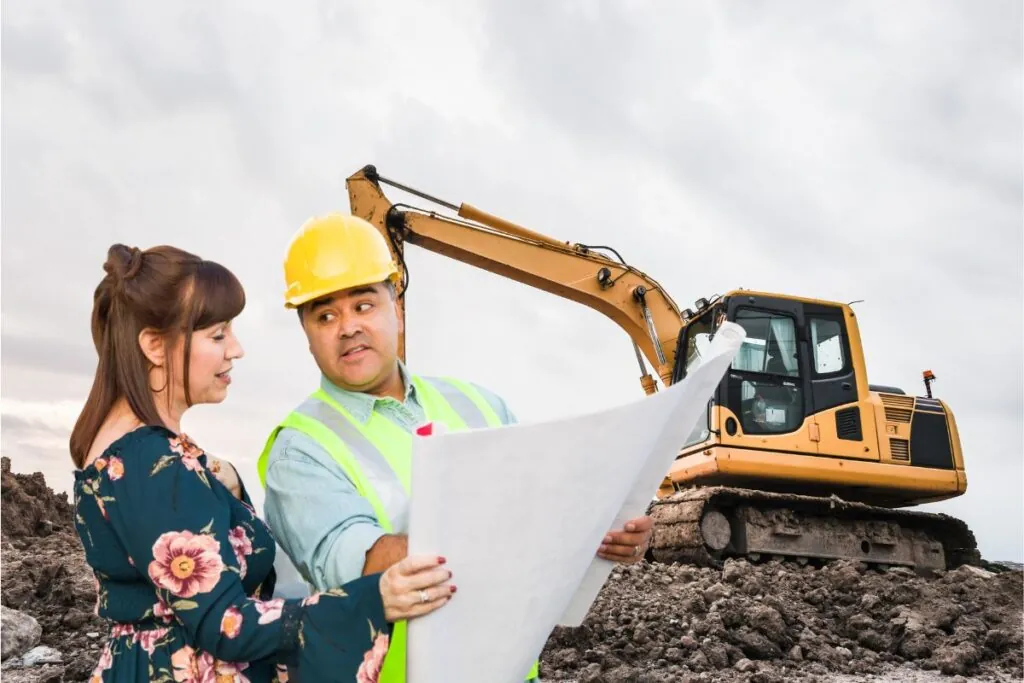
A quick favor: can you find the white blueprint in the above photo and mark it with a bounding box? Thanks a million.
[406,322,745,683]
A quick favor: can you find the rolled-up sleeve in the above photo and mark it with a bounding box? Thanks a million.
[262,429,386,591]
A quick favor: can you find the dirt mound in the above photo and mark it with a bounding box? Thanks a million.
[540,559,1023,682]
[1,457,105,682]
[1,457,73,539]
[2,457,1021,682]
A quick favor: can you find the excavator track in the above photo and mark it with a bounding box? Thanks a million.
[648,487,980,571]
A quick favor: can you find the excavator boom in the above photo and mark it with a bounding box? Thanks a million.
[346,165,683,389]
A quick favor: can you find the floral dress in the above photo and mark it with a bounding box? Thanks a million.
[73,426,391,683]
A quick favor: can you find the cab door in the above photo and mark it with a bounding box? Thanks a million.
[720,295,817,455]
[804,303,878,461]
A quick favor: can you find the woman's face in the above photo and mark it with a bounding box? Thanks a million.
[168,321,244,407]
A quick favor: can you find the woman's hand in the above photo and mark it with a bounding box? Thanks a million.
[207,457,243,500]
[379,555,454,622]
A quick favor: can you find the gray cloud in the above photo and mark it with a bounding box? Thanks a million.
[1,2,1020,560]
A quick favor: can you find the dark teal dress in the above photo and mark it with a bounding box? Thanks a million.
[72,426,392,683]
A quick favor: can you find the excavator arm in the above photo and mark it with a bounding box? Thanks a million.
[345,165,685,391]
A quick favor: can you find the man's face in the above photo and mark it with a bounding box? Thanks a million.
[300,281,402,393]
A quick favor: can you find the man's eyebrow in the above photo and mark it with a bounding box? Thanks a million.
[308,296,335,312]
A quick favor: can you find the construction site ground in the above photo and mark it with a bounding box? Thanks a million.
[1,456,1021,682]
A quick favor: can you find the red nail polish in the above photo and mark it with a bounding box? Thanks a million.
[450,585,457,593]
[438,556,447,564]
[448,570,453,579]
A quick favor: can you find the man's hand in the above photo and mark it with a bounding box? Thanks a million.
[597,515,653,564]
[207,457,243,500]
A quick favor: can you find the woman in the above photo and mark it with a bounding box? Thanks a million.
[70,244,453,683]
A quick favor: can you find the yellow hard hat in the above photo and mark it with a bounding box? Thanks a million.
[282,213,399,308]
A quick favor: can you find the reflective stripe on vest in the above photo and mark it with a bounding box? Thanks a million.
[255,376,539,682]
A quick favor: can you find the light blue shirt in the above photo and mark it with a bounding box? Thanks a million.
[262,362,517,591]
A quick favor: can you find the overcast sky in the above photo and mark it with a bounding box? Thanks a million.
[2,1,1021,563]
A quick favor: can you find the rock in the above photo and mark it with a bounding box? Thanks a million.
[21,646,62,667]
[733,628,782,659]
[788,645,803,661]
[61,609,92,630]
[1,606,41,661]
[855,629,890,652]
[701,643,730,670]
[703,583,730,604]
[722,560,751,584]
[935,642,982,676]
[835,646,853,658]
[957,565,995,580]
[887,565,916,577]
[860,593,881,611]
[749,605,786,636]
[1,664,64,683]
[984,628,1014,651]
[733,658,756,672]
[931,603,964,631]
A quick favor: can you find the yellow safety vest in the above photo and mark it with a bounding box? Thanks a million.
[257,375,540,682]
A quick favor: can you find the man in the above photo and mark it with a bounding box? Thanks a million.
[258,213,653,683]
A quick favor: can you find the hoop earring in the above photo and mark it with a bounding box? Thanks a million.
[149,366,168,393]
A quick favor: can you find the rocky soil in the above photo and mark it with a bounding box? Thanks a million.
[1,456,1021,682]
[1,457,108,682]
[540,556,1023,682]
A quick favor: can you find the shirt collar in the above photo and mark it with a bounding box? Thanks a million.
[319,360,418,424]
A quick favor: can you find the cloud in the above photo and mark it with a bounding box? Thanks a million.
[1,1,1020,561]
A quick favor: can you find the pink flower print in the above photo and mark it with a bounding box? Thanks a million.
[169,435,205,473]
[212,659,250,683]
[220,607,243,639]
[301,593,320,607]
[111,623,135,638]
[94,458,107,473]
[148,530,224,598]
[107,456,124,481]
[274,664,290,683]
[254,598,284,625]
[154,599,175,623]
[134,627,169,656]
[171,645,198,682]
[169,434,204,458]
[228,527,252,578]
[89,641,113,683]
[95,496,109,521]
[356,633,390,683]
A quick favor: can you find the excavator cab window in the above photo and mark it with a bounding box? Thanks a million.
[728,308,804,435]
[810,318,845,374]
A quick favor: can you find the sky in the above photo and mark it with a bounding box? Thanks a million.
[2,1,1022,563]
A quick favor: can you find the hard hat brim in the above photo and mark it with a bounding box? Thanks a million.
[284,267,400,309]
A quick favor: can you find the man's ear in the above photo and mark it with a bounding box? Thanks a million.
[138,328,166,368]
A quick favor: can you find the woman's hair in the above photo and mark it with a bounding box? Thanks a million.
[69,244,245,468]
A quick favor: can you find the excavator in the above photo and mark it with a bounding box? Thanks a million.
[345,164,979,572]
